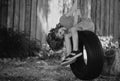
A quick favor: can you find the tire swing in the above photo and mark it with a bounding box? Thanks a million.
[70,31,104,80]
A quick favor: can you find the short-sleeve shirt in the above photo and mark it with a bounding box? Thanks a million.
[60,15,95,32]
[59,15,74,29]
[77,18,95,32]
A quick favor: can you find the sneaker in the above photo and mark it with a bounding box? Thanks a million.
[71,50,81,54]
[61,52,82,66]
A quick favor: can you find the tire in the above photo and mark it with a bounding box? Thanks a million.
[70,31,104,80]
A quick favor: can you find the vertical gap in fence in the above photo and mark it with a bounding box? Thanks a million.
[30,0,37,40]
[14,0,20,31]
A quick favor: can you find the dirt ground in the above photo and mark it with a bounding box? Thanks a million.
[0,57,119,81]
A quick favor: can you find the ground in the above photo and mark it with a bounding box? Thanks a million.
[0,57,119,81]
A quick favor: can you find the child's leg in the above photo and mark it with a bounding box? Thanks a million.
[70,27,79,51]
[61,31,82,64]
[64,34,72,56]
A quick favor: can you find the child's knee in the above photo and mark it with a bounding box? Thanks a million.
[70,27,77,33]
[65,34,71,38]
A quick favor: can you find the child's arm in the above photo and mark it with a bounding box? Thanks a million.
[74,19,95,32]
[66,0,78,17]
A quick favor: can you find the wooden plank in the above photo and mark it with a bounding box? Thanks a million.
[119,1,120,38]
[0,0,1,25]
[103,0,108,36]
[100,0,104,35]
[77,0,81,9]
[113,0,119,39]
[19,0,25,32]
[12,0,15,28]
[7,0,14,28]
[24,0,32,35]
[14,0,20,31]
[80,0,85,17]
[111,0,115,37]
[1,0,8,27]
[105,0,110,35]
[87,0,91,18]
[84,0,91,18]
[0,0,1,6]
[109,0,114,36]
[96,0,101,35]
[36,0,48,43]
[30,0,37,39]
[91,0,97,33]
[36,0,42,40]
[116,0,119,39]
[0,0,3,25]
[84,0,87,17]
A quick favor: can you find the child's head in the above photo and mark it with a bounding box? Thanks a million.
[55,24,67,39]
[46,23,65,51]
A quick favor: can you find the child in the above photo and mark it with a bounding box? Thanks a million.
[47,0,95,64]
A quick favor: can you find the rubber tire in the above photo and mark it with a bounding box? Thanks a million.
[70,31,104,80]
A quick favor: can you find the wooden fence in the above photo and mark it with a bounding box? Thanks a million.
[0,0,120,43]
[91,0,120,39]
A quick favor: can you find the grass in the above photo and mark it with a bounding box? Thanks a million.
[0,55,119,81]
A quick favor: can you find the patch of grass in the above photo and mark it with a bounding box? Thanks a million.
[0,76,38,81]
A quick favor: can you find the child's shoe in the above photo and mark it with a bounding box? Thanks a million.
[61,50,82,66]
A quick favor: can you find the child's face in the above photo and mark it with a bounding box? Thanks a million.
[56,27,66,39]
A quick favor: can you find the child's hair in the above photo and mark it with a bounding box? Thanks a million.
[46,23,64,51]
